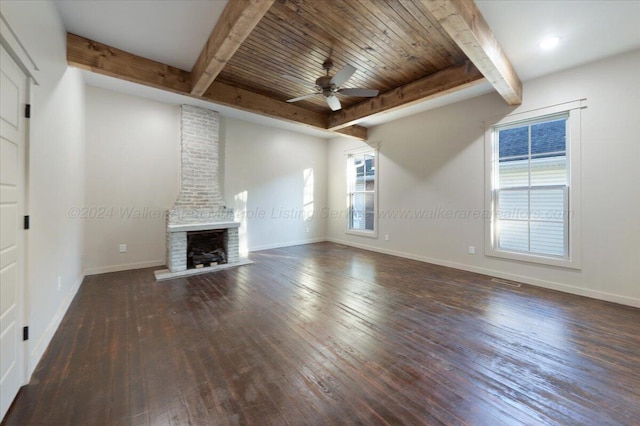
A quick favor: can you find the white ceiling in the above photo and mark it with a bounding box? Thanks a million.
[56,0,228,70]
[55,0,640,138]
[475,0,640,82]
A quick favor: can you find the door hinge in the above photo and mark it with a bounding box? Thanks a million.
[23,326,29,341]
[24,215,30,230]
[25,104,31,118]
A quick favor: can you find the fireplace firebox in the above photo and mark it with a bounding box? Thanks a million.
[187,229,227,269]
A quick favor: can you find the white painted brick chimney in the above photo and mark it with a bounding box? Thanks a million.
[168,105,232,225]
[163,105,241,275]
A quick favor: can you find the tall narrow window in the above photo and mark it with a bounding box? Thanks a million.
[347,149,377,236]
[493,113,569,258]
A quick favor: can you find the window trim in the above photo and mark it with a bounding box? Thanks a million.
[345,145,379,238]
[484,100,584,269]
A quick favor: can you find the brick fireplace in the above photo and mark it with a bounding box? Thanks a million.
[155,105,250,280]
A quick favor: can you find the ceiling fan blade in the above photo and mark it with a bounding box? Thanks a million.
[282,74,316,88]
[326,95,341,111]
[286,93,320,103]
[330,64,356,86]
[339,88,379,97]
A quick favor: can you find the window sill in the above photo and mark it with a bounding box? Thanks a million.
[346,229,378,239]
[486,247,581,270]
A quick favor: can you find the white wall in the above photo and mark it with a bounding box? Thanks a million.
[84,88,327,271]
[1,0,86,374]
[222,117,327,252]
[327,49,640,307]
[84,87,180,274]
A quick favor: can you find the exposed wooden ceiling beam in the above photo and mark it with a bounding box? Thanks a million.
[191,0,275,96]
[334,125,368,141]
[327,62,484,130]
[204,81,326,129]
[67,33,191,94]
[420,0,522,105]
[203,83,367,140]
[66,33,367,140]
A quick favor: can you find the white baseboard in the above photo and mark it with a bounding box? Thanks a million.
[249,237,327,253]
[84,259,165,276]
[326,237,640,308]
[85,239,328,275]
[28,273,84,377]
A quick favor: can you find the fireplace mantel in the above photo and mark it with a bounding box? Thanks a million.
[168,222,240,233]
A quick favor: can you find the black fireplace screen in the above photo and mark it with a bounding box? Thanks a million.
[186,229,227,269]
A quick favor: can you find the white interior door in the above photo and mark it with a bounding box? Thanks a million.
[0,44,28,419]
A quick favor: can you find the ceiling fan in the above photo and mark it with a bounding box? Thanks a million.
[283,59,379,111]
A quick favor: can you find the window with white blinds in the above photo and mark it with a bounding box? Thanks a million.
[493,113,569,258]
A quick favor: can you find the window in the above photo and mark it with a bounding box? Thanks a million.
[495,114,568,257]
[347,148,377,236]
[485,101,583,268]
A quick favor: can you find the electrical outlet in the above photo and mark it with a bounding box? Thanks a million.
[385,234,389,241]
[468,246,476,255]
[119,244,127,253]
[57,276,62,291]
[306,227,310,233]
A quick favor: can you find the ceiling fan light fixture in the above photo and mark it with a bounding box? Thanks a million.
[326,95,341,111]
[284,59,379,111]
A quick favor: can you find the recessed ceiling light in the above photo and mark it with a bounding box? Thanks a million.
[539,36,560,50]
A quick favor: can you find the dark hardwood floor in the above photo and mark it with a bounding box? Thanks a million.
[3,242,640,425]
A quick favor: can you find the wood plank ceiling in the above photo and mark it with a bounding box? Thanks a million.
[66,0,522,140]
